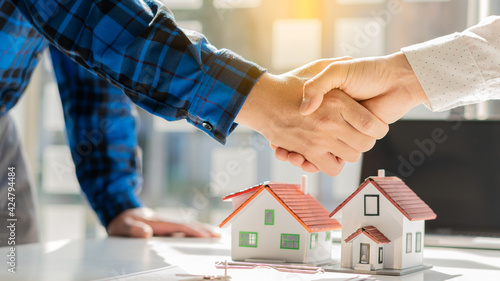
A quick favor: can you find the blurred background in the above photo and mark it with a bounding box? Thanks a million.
[9,0,500,241]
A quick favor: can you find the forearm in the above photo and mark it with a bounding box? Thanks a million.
[402,16,500,111]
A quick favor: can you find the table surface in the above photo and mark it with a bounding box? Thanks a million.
[1,236,500,281]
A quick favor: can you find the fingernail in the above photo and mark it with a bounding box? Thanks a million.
[299,97,310,115]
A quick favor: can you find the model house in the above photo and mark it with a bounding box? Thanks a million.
[219,178,341,264]
[330,170,436,271]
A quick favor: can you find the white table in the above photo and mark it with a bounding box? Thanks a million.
[1,236,499,281]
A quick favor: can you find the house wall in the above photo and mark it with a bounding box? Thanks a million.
[401,219,425,269]
[305,231,333,263]
[336,182,405,269]
[350,235,384,270]
[229,190,311,263]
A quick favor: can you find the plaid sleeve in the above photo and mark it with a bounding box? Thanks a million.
[15,0,265,143]
[50,45,143,227]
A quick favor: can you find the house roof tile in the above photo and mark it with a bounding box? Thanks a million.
[330,176,436,221]
[345,225,391,244]
[220,183,341,232]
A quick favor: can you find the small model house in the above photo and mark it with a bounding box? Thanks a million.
[220,178,341,264]
[330,170,436,272]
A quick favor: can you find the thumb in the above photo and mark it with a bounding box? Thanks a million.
[300,62,350,115]
[108,217,154,238]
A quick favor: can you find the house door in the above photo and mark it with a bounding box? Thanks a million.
[359,243,370,264]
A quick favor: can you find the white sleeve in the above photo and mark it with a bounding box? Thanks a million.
[401,16,500,112]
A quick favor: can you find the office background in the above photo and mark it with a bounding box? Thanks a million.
[9,0,499,241]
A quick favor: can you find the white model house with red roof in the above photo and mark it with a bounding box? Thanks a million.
[219,177,341,264]
[330,170,436,272]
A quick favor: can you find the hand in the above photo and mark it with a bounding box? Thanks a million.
[107,208,220,238]
[272,53,430,170]
[301,52,429,123]
[235,59,389,176]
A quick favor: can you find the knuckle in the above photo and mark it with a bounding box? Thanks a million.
[359,116,377,133]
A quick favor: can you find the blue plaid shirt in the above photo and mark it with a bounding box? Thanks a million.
[1,0,265,226]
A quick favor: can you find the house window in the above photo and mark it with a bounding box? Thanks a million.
[378,247,383,264]
[281,234,300,250]
[310,233,319,249]
[239,232,258,248]
[264,209,274,225]
[364,195,379,216]
[360,243,370,264]
[406,233,412,253]
[325,231,331,241]
[416,232,422,253]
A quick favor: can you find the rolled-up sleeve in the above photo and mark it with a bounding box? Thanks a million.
[16,0,265,143]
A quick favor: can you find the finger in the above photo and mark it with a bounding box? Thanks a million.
[327,138,362,163]
[274,147,290,161]
[301,62,351,116]
[307,152,345,177]
[333,119,377,153]
[147,221,209,238]
[335,90,389,139]
[287,152,306,167]
[301,161,320,173]
[288,56,353,79]
[177,224,216,238]
[108,217,153,238]
[270,143,278,150]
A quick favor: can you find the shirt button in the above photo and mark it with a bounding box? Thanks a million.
[0,105,6,113]
[35,52,42,60]
[202,121,213,132]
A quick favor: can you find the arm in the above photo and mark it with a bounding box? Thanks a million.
[402,15,500,111]
[301,15,500,120]
[50,46,217,238]
[17,0,264,144]
[19,0,387,175]
[276,16,500,170]
[236,59,388,175]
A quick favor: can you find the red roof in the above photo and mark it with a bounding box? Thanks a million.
[345,226,391,244]
[330,176,436,221]
[219,183,341,232]
[222,182,265,201]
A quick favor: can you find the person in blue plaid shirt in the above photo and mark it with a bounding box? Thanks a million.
[0,0,389,245]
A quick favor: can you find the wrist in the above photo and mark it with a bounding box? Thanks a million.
[235,73,301,138]
[387,52,428,107]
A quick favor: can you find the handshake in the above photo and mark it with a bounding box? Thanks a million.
[235,51,429,176]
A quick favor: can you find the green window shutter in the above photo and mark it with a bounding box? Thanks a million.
[406,233,412,253]
[415,232,422,253]
[239,232,258,248]
[310,233,319,249]
[280,233,300,250]
[264,210,274,225]
[325,231,331,241]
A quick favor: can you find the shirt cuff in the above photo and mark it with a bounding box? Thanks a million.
[401,33,487,112]
[187,49,266,144]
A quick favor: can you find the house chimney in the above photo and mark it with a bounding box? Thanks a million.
[378,169,385,177]
[301,175,308,195]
